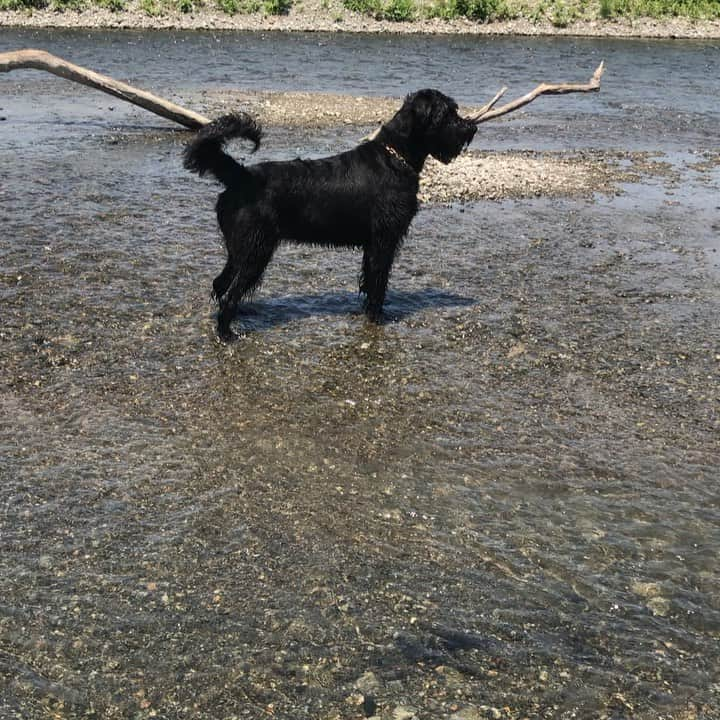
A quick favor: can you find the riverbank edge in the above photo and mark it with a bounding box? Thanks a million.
[2,1,720,38]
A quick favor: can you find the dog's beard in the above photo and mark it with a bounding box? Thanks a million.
[430,123,477,165]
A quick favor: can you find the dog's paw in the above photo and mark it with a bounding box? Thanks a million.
[216,325,238,343]
[364,309,387,325]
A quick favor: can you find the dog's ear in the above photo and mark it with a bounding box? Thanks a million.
[410,95,434,128]
[384,92,419,142]
[410,90,457,126]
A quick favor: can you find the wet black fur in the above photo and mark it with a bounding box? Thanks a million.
[183,89,477,341]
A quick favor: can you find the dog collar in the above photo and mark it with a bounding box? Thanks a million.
[383,144,414,172]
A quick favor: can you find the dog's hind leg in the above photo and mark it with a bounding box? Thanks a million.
[212,259,235,301]
[216,231,278,340]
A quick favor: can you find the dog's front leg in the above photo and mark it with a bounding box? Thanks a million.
[361,238,399,323]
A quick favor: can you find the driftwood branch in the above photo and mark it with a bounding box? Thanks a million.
[468,86,507,122]
[0,49,604,136]
[0,48,210,130]
[472,61,605,124]
[365,62,605,141]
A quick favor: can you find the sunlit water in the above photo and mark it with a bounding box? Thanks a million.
[1,28,719,719]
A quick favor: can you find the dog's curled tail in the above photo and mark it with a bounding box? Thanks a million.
[183,112,263,187]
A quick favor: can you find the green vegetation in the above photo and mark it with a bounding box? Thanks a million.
[339,0,720,21]
[212,0,288,12]
[0,0,204,11]
[138,0,162,13]
[599,0,720,18]
[519,0,592,23]
[137,0,207,13]
[1,0,718,24]
[546,0,578,26]
[262,0,292,13]
[50,0,85,8]
[96,0,126,9]
[0,0,36,8]
[2,0,86,9]
[341,0,381,16]
[214,0,285,12]
[344,0,513,20]
[383,0,414,20]
[428,0,513,20]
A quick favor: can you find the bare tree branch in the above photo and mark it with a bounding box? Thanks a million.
[364,62,604,142]
[0,50,604,136]
[468,86,508,122]
[471,61,605,124]
[0,48,210,130]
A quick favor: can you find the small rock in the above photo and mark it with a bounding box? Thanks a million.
[506,342,526,358]
[434,665,465,687]
[355,670,381,694]
[450,707,483,720]
[631,581,662,598]
[480,707,502,720]
[393,706,417,720]
[647,596,671,617]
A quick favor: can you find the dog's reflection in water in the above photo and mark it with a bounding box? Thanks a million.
[184,89,477,341]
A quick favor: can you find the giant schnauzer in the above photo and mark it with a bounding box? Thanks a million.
[184,89,477,341]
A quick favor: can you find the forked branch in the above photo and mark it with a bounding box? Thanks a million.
[0,49,604,134]
[468,86,508,122]
[471,61,605,124]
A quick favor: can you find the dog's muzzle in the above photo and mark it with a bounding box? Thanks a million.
[433,120,477,164]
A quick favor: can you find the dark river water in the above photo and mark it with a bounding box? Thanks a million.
[1,28,719,720]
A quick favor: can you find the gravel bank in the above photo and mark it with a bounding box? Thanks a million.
[184,88,677,202]
[1,0,720,37]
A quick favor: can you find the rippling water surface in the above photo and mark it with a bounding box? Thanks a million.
[1,28,719,719]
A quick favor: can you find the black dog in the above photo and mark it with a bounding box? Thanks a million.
[184,89,477,340]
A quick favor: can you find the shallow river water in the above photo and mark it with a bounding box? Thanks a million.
[1,28,719,720]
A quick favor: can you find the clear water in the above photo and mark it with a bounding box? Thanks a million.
[1,28,719,720]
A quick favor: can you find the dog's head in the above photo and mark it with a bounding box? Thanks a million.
[382,89,477,169]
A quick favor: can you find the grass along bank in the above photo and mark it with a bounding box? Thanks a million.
[0,0,293,16]
[2,0,720,29]
[342,0,720,25]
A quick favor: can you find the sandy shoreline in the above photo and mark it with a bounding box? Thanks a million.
[2,0,720,38]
